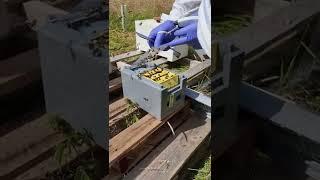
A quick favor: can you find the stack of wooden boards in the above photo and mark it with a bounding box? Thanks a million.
[108,51,212,179]
[0,96,210,180]
[108,97,211,180]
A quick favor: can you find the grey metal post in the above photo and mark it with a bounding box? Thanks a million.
[212,42,244,156]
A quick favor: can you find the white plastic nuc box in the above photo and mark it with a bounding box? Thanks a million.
[135,19,188,62]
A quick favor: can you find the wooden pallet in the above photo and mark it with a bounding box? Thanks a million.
[0,42,105,178]
[1,108,114,179]
[126,113,210,180]
[0,88,210,180]
[107,76,210,180]
[0,114,64,179]
[106,50,212,179]
[0,48,41,98]
[0,48,45,135]
[0,40,211,180]
[107,97,210,179]
[109,76,122,94]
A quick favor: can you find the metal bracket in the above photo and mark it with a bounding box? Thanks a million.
[185,87,211,107]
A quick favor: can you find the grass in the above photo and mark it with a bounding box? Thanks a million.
[109,0,173,56]
[47,117,97,180]
[109,8,155,56]
[163,59,191,74]
[257,22,320,113]
[109,0,173,17]
[193,156,211,180]
[276,81,320,113]
[124,99,141,127]
[213,14,251,36]
[254,56,320,114]
[184,155,211,180]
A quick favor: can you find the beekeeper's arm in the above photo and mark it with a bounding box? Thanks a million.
[158,0,212,57]
[148,0,201,48]
[167,0,202,21]
[197,0,211,57]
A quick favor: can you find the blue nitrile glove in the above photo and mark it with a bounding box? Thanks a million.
[148,20,176,48]
[160,22,201,50]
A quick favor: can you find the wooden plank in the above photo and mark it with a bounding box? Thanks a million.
[14,145,91,180]
[125,107,191,171]
[47,0,75,6]
[105,107,191,179]
[23,1,68,31]
[0,101,44,137]
[116,58,168,71]
[253,0,290,22]
[109,104,188,166]
[306,161,320,180]
[109,77,122,93]
[109,98,128,123]
[182,59,211,79]
[244,30,298,66]
[146,58,168,67]
[109,98,139,126]
[110,50,143,63]
[126,113,211,180]
[109,98,141,138]
[0,114,64,178]
[0,49,41,97]
[215,0,255,16]
[222,0,320,58]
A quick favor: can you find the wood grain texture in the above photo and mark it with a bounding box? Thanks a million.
[109,104,188,166]
[182,59,211,79]
[0,49,41,97]
[222,0,320,57]
[109,77,122,93]
[110,50,143,63]
[14,144,90,180]
[125,107,191,172]
[0,114,63,178]
[109,98,128,124]
[126,112,211,180]
[106,107,191,180]
[109,98,141,138]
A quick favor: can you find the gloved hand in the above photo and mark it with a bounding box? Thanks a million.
[148,20,176,48]
[160,22,201,50]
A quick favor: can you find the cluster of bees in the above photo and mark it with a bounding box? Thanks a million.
[88,31,107,57]
[89,31,107,49]
[142,67,177,84]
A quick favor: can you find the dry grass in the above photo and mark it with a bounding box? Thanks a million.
[109,0,174,17]
[109,29,136,56]
[109,0,175,56]
[214,15,251,36]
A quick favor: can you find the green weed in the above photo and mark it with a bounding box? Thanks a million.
[214,15,251,36]
[47,116,97,180]
[125,99,141,127]
[194,156,211,180]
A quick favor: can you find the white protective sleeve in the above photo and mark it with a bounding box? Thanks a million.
[168,0,202,20]
[197,0,211,57]
[168,0,211,57]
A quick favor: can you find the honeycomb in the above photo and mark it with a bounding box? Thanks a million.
[142,67,179,89]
